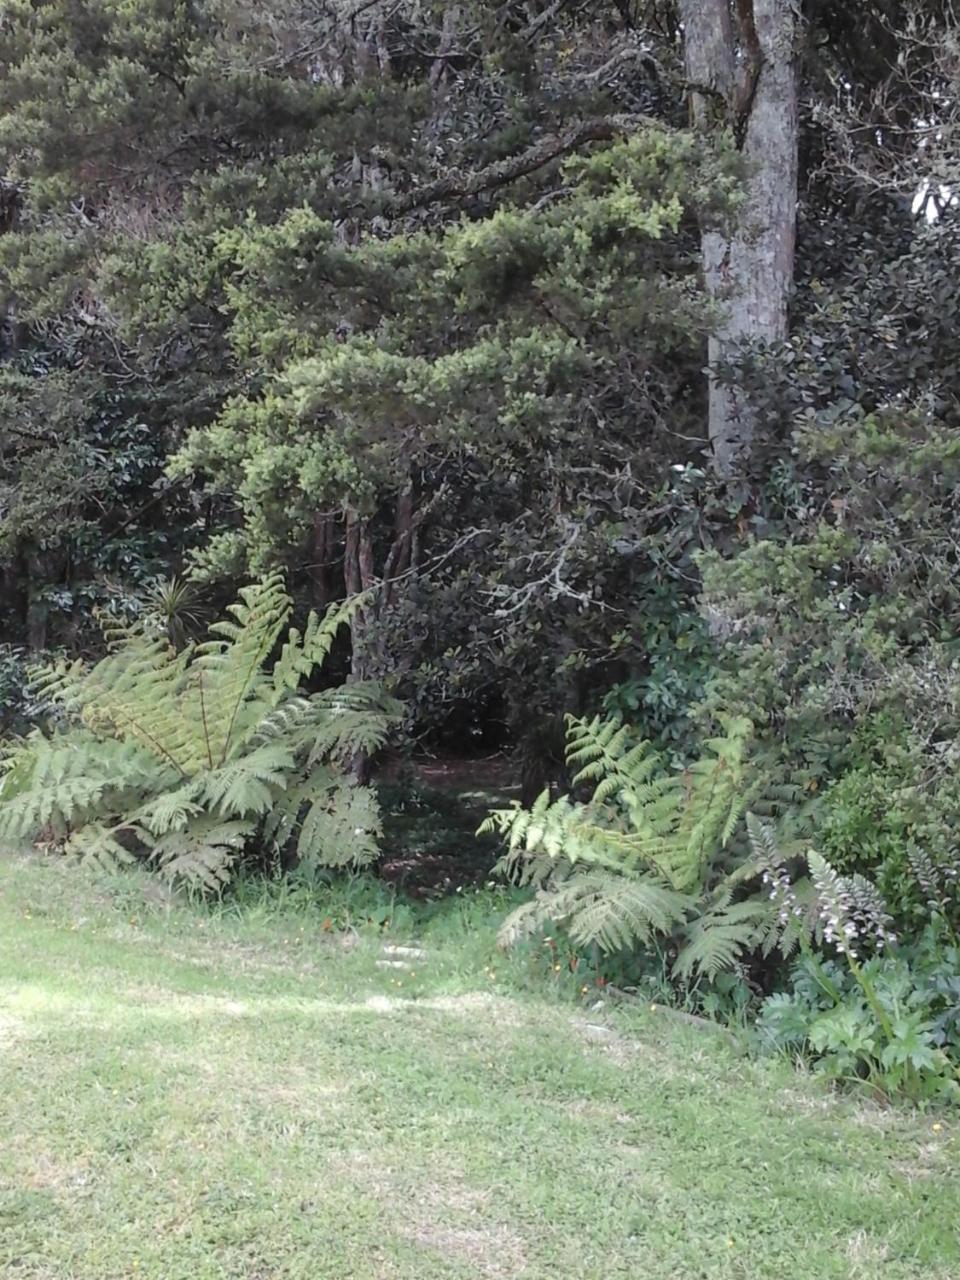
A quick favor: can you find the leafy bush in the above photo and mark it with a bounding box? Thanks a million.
[699,409,960,824]
[0,576,402,889]
[483,714,798,980]
[757,941,960,1103]
[750,818,960,1101]
[602,587,715,759]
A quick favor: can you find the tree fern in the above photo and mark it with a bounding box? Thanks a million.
[0,578,401,887]
[198,743,296,818]
[487,713,785,981]
[554,871,691,953]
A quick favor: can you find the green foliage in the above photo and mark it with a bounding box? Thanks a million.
[483,713,789,979]
[0,576,401,889]
[0,0,741,748]
[746,816,960,1100]
[757,943,960,1103]
[0,643,50,735]
[174,125,733,557]
[0,353,205,654]
[699,400,960,949]
[602,585,715,756]
[169,123,739,741]
[133,576,212,651]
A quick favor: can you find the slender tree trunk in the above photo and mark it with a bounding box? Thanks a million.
[0,180,20,362]
[310,511,333,608]
[680,0,800,474]
[2,549,27,641]
[383,481,414,607]
[343,507,371,673]
[344,507,378,782]
[25,546,49,651]
[429,4,459,92]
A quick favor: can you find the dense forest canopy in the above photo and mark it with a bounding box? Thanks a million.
[0,0,951,743]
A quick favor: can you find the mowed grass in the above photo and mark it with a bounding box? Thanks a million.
[0,856,958,1280]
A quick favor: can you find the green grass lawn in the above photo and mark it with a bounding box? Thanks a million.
[0,855,957,1280]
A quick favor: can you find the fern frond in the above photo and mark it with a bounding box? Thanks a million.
[192,574,292,763]
[270,594,365,698]
[64,823,137,873]
[565,715,662,795]
[34,638,202,773]
[0,732,163,841]
[560,871,691,952]
[147,817,253,891]
[302,687,404,766]
[296,781,382,870]
[674,876,774,978]
[496,897,552,949]
[498,868,690,954]
[259,766,337,853]
[251,696,315,743]
[131,780,204,836]
[674,917,756,980]
[198,742,294,818]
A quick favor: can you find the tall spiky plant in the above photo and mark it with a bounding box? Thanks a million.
[0,575,402,889]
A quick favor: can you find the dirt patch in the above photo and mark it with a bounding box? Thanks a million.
[6,1137,93,1196]
[362,991,532,1032]
[845,1230,890,1272]
[407,755,517,793]
[402,1176,527,1277]
[116,987,253,1018]
[423,992,530,1026]
[408,1222,527,1278]
[0,1009,27,1048]
[562,1097,634,1124]
[572,1015,639,1067]
[376,754,518,897]
[27,1153,93,1195]
[332,1151,527,1278]
[895,1142,951,1181]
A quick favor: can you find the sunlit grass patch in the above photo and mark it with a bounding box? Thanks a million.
[0,854,957,1279]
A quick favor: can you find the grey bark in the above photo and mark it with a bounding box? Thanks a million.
[680,0,800,474]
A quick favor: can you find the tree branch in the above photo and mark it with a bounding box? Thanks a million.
[391,113,648,214]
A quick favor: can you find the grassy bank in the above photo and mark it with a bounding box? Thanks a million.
[0,856,957,1279]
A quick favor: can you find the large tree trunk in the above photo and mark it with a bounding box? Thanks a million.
[680,0,800,474]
